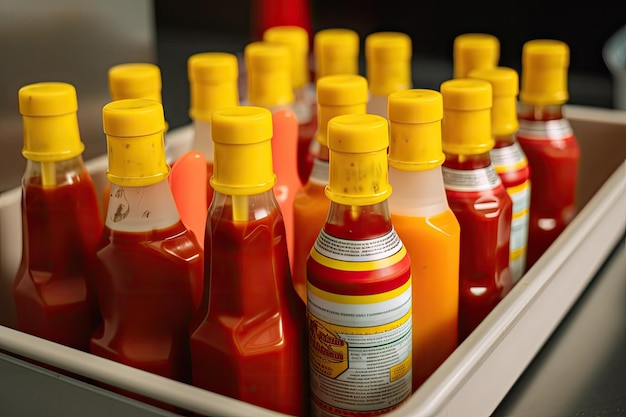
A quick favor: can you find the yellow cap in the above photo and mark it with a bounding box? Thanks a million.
[108,63,162,102]
[326,114,391,206]
[314,28,360,79]
[19,82,84,162]
[453,33,500,79]
[188,52,239,122]
[102,98,168,187]
[519,39,569,105]
[210,106,275,195]
[469,66,519,136]
[315,74,369,147]
[245,41,294,108]
[387,89,444,171]
[365,31,412,96]
[263,25,310,89]
[440,79,493,155]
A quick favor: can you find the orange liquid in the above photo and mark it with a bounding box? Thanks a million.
[391,210,460,391]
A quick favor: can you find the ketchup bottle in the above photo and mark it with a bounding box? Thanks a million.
[440,79,513,342]
[307,114,412,416]
[516,39,580,270]
[263,25,317,184]
[387,89,461,391]
[452,32,500,79]
[292,74,369,304]
[91,99,203,384]
[365,31,413,118]
[190,106,308,417]
[469,66,531,283]
[13,82,103,352]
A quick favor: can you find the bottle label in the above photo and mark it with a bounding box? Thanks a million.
[490,142,528,173]
[308,229,412,416]
[517,119,573,140]
[507,180,531,283]
[309,158,330,186]
[441,165,502,192]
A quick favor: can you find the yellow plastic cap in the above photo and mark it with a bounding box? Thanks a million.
[440,79,493,155]
[453,33,500,79]
[520,39,569,105]
[103,99,168,187]
[263,25,310,89]
[315,74,369,146]
[365,31,412,96]
[210,106,275,195]
[108,63,162,102]
[245,41,294,108]
[188,52,239,122]
[19,82,84,162]
[314,28,360,79]
[387,89,444,170]
[469,66,519,136]
[326,114,391,205]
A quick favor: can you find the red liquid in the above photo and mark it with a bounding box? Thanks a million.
[297,114,318,184]
[516,106,579,270]
[206,162,214,208]
[443,155,513,342]
[13,172,103,351]
[91,221,201,383]
[190,201,308,417]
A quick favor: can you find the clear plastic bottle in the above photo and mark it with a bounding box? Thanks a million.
[13,82,103,352]
[469,66,531,283]
[516,39,580,270]
[440,79,513,342]
[307,114,412,416]
[365,31,413,117]
[292,74,369,303]
[453,33,500,79]
[91,99,203,384]
[189,106,308,417]
[387,89,461,391]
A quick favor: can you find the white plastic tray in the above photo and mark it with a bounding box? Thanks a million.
[0,105,625,417]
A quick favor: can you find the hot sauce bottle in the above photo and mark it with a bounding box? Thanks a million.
[263,25,317,185]
[187,51,240,209]
[91,99,203,384]
[516,39,580,270]
[440,79,513,342]
[365,31,413,118]
[307,114,412,416]
[452,33,500,79]
[386,89,461,391]
[189,106,308,417]
[13,82,103,352]
[469,67,531,284]
[292,73,369,304]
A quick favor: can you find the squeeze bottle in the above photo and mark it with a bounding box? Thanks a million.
[453,33,500,79]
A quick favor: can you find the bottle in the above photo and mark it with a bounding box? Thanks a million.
[306,28,360,170]
[453,33,500,79]
[263,25,318,184]
[469,66,531,283]
[189,106,308,417]
[251,0,313,45]
[91,99,203,385]
[307,114,412,416]
[292,74,369,303]
[186,51,240,209]
[386,89,461,391]
[365,31,413,117]
[440,79,513,342]
[13,82,103,352]
[244,40,302,272]
[516,39,580,270]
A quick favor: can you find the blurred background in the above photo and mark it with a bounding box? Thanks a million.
[0,0,624,192]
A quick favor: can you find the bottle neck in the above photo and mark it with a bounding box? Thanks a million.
[210,188,281,223]
[24,155,87,187]
[517,102,564,121]
[323,200,393,240]
[293,85,313,124]
[443,151,492,170]
[191,120,214,163]
[387,167,449,217]
[494,133,518,148]
[105,180,180,232]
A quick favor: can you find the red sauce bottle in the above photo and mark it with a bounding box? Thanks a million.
[440,79,513,342]
[516,40,580,270]
[91,99,203,385]
[189,106,308,416]
[13,82,103,352]
[469,67,531,284]
[307,114,412,416]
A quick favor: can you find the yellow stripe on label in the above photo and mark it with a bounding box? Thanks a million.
[307,278,411,305]
[310,308,413,335]
[507,181,530,196]
[390,352,412,382]
[310,245,407,271]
